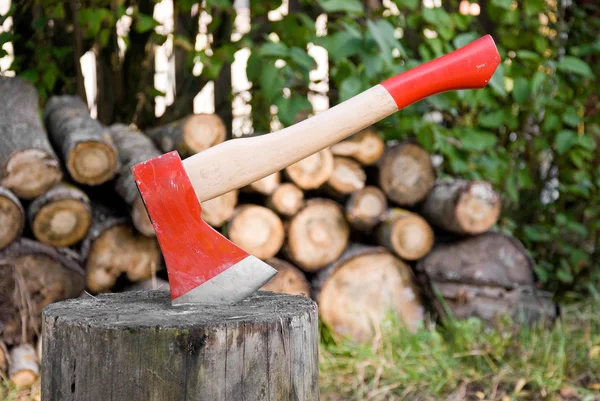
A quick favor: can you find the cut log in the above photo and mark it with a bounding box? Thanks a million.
[81,203,161,293]
[421,178,502,235]
[378,142,436,206]
[330,128,385,165]
[284,147,334,190]
[27,183,92,247]
[42,291,319,401]
[227,205,285,259]
[377,209,434,260]
[146,113,226,157]
[200,190,238,227]
[0,186,25,249]
[260,258,310,297]
[43,95,118,185]
[0,77,62,199]
[0,263,17,347]
[0,238,85,346]
[416,233,556,323]
[9,344,39,389]
[285,199,350,272]
[110,124,161,236]
[123,277,170,292]
[312,245,424,343]
[243,171,281,195]
[344,186,387,231]
[267,183,304,218]
[325,156,366,197]
[0,341,7,373]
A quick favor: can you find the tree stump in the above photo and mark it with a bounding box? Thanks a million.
[42,290,319,401]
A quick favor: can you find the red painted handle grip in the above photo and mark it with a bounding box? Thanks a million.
[381,35,501,109]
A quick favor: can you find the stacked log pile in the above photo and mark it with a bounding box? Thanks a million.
[0,77,555,392]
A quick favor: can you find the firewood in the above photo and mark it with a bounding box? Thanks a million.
[27,183,92,247]
[285,199,350,272]
[201,190,238,227]
[0,186,25,249]
[312,245,424,343]
[109,124,161,236]
[9,344,39,389]
[378,142,436,206]
[330,128,385,165]
[81,203,160,293]
[267,183,304,218]
[325,156,366,197]
[0,238,85,346]
[0,77,62,199]
[43,95,118,185]
[344,186,387,231]
[284,148,334,190]
[123,277,170,292]
[260,258,310,297]
[146,113,226,157]
[377,209,434,260]
[416,233,556,323]
[227,205,284,259]
[421,178,501,235]
[243,172,281,195]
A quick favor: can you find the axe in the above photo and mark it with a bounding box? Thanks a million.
[132,34,501,306]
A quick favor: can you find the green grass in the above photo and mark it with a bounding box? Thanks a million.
[319,296,600,401]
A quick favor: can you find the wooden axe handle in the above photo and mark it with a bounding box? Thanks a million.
[183,35,500,202]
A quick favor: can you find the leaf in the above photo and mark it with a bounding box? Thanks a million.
[505,172,518,203]
[275,95,313,127]
[478,110,505,129]
[577,134,596,151]
[562,108,580,128]
[452,33,479,49]
[339,76,363,102]
[0,31,17,47]
[512,77,530,104]
[488,66,506,97]
[460,130,498,151]
[367,19,403,65]
[246,52,262,81]
[555,130,576,154]
[491,0,512,9]
[319,0,364,14]
[259,42,289,58]
[315,32,362,61]
[523,225,551,242]
[289,47,316,71]
[394,0,419,10]
[543,113,561,131]
[260,63,284,103]
[557,56,593,78]
[516,50,540,61]
[134,13,160,33]
[531,71,546,93]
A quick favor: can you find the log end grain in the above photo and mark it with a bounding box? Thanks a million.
[345,186,387,231]
[261,258,311,297]
[246,171,281,195]
[286,199,350,272]
[378,142,436,206]
[67,140,118,185]
[454,181,502,234]
[378,209,434,261]
[183,113,227,154]
[228,205,285,259]
[0,187,25,249]
[285,148,334,190]
[9,344,39,389]
[1,149,62,199]
[201,190,238,227]
[315,246,424,343]
[331,128,385,165]
[42,290,319,401]
[132,195,155,236]
[268,183,304,217]
[326,157,366,196]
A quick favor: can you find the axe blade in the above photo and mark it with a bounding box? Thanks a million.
[132,151,276,305]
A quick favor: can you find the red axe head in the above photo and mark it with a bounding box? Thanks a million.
[132,151,276,305]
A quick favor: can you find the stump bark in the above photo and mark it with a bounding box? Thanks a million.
[43,95,118,185]
[42,290,319,401]
[0,77,62,199]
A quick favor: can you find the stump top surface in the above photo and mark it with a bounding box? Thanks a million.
[43,290,316,329]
